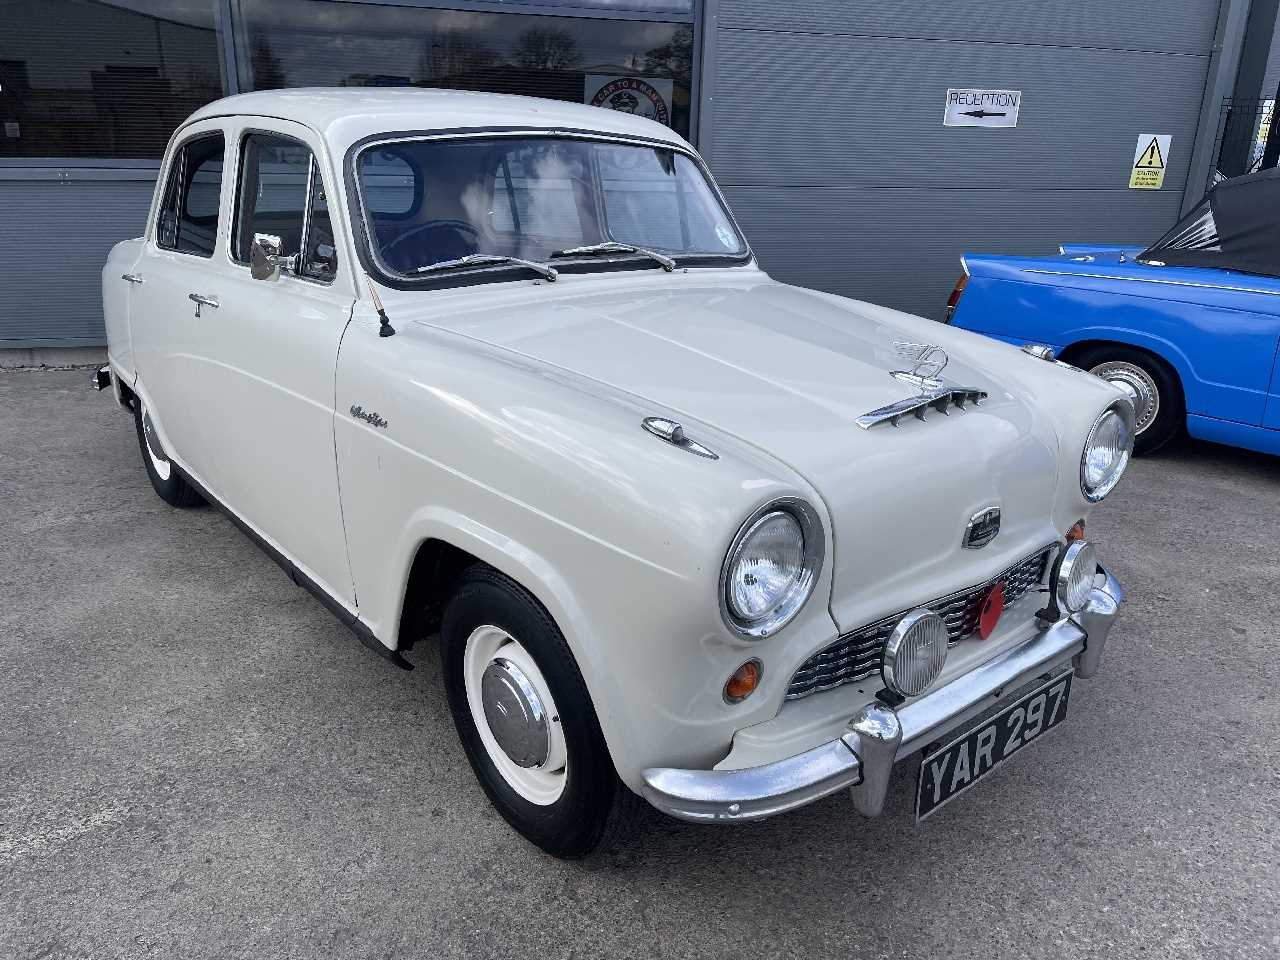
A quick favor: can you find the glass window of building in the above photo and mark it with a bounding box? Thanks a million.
[232,0,696,139]
[0,0,226,159]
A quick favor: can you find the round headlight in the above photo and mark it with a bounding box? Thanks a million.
[883,609,949,698]
[721,500,823,639]
[1081,402,1135,502]
[1056,540,1098,614]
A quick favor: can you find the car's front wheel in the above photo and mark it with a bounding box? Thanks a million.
[1074,346,1184,455]
[441,566,639,859]
[134,394,203,507]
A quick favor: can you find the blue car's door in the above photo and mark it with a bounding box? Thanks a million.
[1264,348,1280,431]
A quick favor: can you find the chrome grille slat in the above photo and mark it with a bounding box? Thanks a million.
[785,546,1054,700]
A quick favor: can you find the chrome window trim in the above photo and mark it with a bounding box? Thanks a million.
[718,498,824,641]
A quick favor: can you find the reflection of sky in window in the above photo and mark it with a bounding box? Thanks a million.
[238,0,691,87]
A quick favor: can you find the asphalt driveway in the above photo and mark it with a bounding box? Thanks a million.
[2,369,1278,959]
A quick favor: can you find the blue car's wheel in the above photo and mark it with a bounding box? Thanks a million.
[1076,346,1183,455]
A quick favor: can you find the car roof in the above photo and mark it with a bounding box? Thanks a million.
[185,87,690,154]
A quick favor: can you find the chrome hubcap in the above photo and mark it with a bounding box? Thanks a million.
[1089,361,1159,434]
[463,625,567,805]
[480,658,549,768]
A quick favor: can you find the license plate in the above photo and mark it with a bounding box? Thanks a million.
[915,672,1073,820]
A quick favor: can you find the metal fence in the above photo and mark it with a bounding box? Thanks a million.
[1211,96,1280,189]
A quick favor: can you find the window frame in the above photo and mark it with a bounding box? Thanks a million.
[344,127,751,292]
[229,127,340,286]
[153,130,227,260]
[0,0,704,172]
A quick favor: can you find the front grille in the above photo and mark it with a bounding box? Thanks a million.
[785,546,1054,700]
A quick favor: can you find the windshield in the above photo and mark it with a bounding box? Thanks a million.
[355,136,747,279]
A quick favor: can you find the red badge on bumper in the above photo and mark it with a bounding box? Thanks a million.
[978,581,1005,640]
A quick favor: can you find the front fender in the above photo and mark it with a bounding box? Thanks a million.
[334,311,840,789]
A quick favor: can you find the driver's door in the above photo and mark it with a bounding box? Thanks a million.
[192,117,357,606]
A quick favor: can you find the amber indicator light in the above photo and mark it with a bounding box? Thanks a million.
[724,660,763,702]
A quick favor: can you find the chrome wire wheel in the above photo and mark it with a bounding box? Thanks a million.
[1089,360,1160,434]
[139,401,172,481]
[463,624,568,805]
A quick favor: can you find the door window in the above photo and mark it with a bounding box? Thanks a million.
[156,133,225,258]
[234,132,338,283]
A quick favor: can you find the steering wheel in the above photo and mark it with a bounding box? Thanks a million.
[381,219,481,270]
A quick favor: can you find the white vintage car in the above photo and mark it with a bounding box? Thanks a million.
[98,89,1131,858]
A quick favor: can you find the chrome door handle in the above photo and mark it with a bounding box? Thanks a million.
[121,273,144,284]
[188,292,219,317]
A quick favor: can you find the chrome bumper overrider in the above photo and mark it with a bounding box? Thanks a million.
[641,568,1124,823]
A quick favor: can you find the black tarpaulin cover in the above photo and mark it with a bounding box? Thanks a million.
[1140,166,1280,278]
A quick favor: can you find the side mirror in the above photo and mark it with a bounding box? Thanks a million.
[250,232,296,281]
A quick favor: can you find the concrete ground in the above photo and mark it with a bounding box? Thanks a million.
[2,368,1277,960]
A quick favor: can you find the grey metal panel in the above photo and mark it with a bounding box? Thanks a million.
[718,0,1220,57]
[726,185,1185,320]
[0,180,153,343]
[706,30,1210,192]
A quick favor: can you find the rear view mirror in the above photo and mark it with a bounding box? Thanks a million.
[251,232,295,281]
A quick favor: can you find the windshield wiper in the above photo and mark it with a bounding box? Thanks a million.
[551,241,676,272]
[412,254,558,281]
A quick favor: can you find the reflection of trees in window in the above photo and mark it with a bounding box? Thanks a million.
[643,25,693,80]
[250,37,286,90]
[417,35,499,84]
[513,28,581,72]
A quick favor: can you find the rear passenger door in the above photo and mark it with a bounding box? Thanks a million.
[192,118,358,607]
[129,120,229,473]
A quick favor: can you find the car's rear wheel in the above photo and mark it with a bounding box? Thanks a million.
[1073,346,1183,455]
[441,565,640,859]
[134,395,202,507]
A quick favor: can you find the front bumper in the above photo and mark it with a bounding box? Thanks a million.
[641,567,1123,823]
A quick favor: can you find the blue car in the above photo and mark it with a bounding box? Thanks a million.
[945,168,1280,456]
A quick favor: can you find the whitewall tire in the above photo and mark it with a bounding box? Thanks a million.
[133,395,203,507]
[441,565,640,859]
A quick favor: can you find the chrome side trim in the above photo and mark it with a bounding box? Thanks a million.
[1022,268,1280,298]
[855,386,988,429]
[641,568,1123,824]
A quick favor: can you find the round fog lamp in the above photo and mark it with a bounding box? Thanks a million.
[883,609,949,698]
[1056,540,1098,614]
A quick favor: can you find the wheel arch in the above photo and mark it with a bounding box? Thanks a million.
[1058,336,1188,405]
[386,516,633,778]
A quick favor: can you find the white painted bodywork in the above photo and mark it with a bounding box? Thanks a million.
[102,89,1128,791]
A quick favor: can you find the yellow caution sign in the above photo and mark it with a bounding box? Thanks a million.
[1130,134,1171,190]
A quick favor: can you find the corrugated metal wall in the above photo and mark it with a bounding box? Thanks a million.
[700,0,1224,319]
[0,174,155,346]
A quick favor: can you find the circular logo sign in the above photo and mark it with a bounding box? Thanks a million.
[590,78,671,126]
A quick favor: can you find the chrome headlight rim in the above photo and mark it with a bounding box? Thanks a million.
[1080,400,1136,503]
[719,497,825,640]
[1056,540,1098,614]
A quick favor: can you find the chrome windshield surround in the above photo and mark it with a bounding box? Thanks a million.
[346,127,754,291]
[855,386,988,430]
[718,498,825,640]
